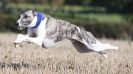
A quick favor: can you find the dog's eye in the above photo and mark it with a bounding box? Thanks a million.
[24,15,28,18]
[24,15,29,18]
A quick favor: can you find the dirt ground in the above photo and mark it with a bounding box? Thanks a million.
[0,33,133,74]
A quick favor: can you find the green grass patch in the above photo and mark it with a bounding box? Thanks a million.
[85,14,124,24]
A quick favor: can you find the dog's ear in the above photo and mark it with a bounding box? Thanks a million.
[20,8,27,14]
[32,9,37,16]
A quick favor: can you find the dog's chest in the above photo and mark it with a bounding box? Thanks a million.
[28,28,38,37]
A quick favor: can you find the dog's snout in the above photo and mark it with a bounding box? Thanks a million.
[15,22,20,30]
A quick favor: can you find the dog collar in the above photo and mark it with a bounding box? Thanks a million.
[33,12,44,28]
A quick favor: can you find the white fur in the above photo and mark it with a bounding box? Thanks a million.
[80,39,118,52]
[91,40,118,51]
[17,16,22,27]
[77,26,80,33]
[28,16,37,27]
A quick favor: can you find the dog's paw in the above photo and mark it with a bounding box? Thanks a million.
[14,43,20,48]
[15,34,25,44]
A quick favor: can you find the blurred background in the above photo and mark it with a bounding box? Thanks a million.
[0,0,133,40]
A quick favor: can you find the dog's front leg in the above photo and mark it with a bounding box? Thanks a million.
[14,34,28,47]
[24,37,43,46]
[15,34,43,47]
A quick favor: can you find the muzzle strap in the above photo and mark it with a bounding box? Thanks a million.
[33,12,44,28]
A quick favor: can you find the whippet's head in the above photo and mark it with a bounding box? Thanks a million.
[15,9,38,30]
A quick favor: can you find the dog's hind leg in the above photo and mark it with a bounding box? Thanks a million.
[90,40,118,51]
[71,39,94,53]
[103,43,118,50]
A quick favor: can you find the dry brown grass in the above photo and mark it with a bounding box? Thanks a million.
[0,33,133,74]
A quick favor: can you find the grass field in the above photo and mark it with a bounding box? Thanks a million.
[0,33,133,74]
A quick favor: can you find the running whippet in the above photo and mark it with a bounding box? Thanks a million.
[14,9,118,57]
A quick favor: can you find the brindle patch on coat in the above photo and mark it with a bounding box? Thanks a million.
[45,15,96,44]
